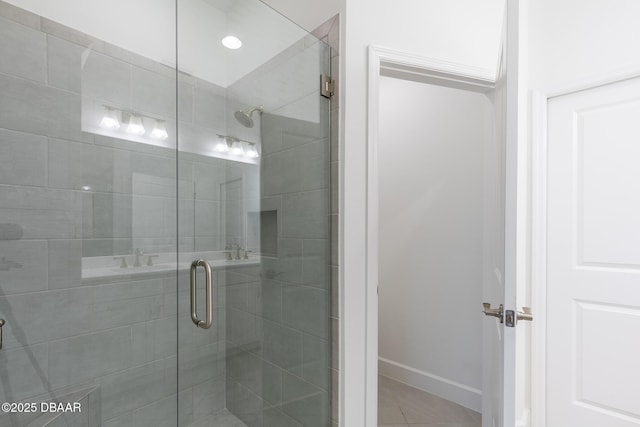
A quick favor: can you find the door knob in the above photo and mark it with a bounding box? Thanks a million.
[517,307,533,322]
[482,303,504,323]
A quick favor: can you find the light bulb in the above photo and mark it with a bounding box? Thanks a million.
[215,141,230,153]
[150,120,168,140]
[215,135,230,153]
[127,115,146,136]
[231,141,245,156]
[222,35,242,50]
[100,107,120,130]
[246,143,259,158]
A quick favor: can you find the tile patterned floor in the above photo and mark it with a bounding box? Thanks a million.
[378,375,481,427]
[187,409,247,427]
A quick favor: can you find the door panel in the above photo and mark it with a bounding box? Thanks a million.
[482,1,519,426]
[547,77,640,426]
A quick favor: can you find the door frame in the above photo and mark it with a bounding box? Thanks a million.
[363,44,495,425]
[529,69,640,427]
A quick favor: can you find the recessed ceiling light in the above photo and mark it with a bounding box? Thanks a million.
[222,35,242,50]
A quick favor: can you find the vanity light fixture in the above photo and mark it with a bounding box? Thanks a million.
[214,135,260,161]
[150,120,169,140]
[246,142,259,158]
[100,106,120,130]
[222,35,242,50]
[215,135,234,153]
[231,140,245,156]
[126,114,146,136]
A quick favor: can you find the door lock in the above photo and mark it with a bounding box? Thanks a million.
[482,303,504,323]
[505,307,533,327]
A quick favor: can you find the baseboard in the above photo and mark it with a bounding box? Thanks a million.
[379,357,482,412]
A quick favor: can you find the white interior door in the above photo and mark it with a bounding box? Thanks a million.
[482,1,520,426]
[546,76,640,426]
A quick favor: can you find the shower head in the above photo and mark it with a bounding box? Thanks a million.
[234,105,264,128]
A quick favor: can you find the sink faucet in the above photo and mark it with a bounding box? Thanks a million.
[224,244,233,261]
[134,248,144,267]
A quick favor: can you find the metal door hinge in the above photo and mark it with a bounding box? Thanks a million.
[321,74,334,98]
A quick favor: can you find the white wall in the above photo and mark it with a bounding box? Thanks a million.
[378,76,489,410]
[339,1,505,424]
[529,0,640,92]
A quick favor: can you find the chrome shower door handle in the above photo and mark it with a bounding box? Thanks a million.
[190,260,213,329]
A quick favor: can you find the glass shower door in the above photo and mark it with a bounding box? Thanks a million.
[176,0,332,426]
[0,1,179,426]
[0,0,331,425]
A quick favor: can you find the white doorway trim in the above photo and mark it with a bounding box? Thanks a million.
[364,45,495,425]
[529,68,640,427]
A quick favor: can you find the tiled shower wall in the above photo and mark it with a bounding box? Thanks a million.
[0,2,230,426]
[224,112,331,427]
[221,18,337,426]
[0,2,339,427]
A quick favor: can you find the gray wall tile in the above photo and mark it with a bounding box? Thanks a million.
[193,81,225,130]
[0,16,46,82]
[48,327,133,389]
[48,138,131,193]
[129,395,176,427]
[131,316,177,366]
[282,285,328,339]
[282,372,328,427]
[0,240,48,295]
[0,287,93,350]
[261,279,282,324]
[262,320,302,375]
[226,381,263,427]
[302,239,329,287]
[302,139,330,191]
[178,80,193,123]
[132,66,176,119]
[0,128,47,186]
[88,386,101,427]
[95,361,169,421]
[92,294,164,330]
[178,342,224,390]
[282,190,329,239]
[85,193,133,239]
[81,51,131,106]
[0,343,48,402]
[263,408,302,427]
[47,35,84,93]
[302,333,329,390]
[192,376,225,419]
[195,200,220,237]
[45,405,89,427]
[48,239,82,289]
[0,73,90,142]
